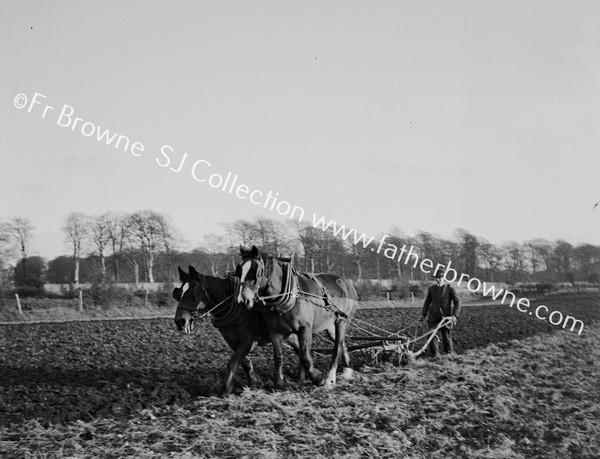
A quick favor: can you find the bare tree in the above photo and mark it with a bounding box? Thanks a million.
[90,214,111,282]
[454,228,480,277]
[220,224,240,273]
[202,233,226,275]
[254,217,276,253]
[524,239,544,280]
[105,212,130,282]
[554,240,575,284]
[314,230,344,273]
[0,222,14,263]
[477,240,502,282]
[386,227,410,279]
[0,222,16,285]
[251,216,295,256]
[501,241,526,283]
[63,213,89,286]
[296,223,319,273]
[156,214,184,281]
[345,240,368,280]
[222,219,257,248]
[123,232,141,285]
[127,210,170,283]
[526,238,555,279]
[3,216,34,280]
[573,243,600,284]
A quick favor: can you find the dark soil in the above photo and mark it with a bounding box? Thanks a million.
[1,294,598,427]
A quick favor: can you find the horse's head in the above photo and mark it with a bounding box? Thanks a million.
[173,265,209,334]
[236,245,267,309]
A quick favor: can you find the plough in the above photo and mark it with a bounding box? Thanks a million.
[314,316,454,365]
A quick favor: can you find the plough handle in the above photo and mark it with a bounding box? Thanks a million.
[412,316,453,357]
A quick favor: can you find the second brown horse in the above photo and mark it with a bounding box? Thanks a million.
[236,245,358,390]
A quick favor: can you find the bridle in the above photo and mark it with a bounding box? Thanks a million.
[238,256,266,285]
[175,278,234,322]
[238,256,271,304]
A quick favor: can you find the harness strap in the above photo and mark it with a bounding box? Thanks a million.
[300,273,350,320]
[258,262,298,315]
[194,293,235,321]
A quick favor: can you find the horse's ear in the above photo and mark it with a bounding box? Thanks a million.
[178,266,187,281]
[189,266,202,281]
[251,245,259,258]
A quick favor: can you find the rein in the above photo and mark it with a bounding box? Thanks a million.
[192,293,235,321]
[180,280,235,321]
[257,277,350,320]
[179,274,248,330]
[244,255,350,320]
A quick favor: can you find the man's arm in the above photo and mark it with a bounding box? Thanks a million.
[450,286,461,318]
[421,287,432,319]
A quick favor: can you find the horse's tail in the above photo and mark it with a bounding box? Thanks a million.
[346,278,359,301]
[335,277,358,301]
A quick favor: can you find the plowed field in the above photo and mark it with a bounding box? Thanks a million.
[1,294,598,427]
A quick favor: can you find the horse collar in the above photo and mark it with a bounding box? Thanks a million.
[259,260,299,315]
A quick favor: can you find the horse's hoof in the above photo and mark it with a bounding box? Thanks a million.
[324,379,336,390]
[273,377,286,390]
[309,370,325,386]
[219,384,234,397]
[341,368,354,381]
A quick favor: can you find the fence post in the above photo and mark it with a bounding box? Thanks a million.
[78,290,83,312]
[411,292,415,304]
[15,293,22,314]
[144,289,149,307]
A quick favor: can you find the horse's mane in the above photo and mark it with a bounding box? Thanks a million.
[192,272,247,329]
[260,253,273,273]
[198,274,236,300]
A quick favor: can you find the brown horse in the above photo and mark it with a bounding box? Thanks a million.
[236,245,358,390]
[173,266,270,395]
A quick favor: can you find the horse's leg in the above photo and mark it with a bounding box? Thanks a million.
[271,332,286,389]
[325,325,352,380]
[340,342,354,381]
[325,319,350,390]
[222,340,254,396]
[298,325,324,386]
[241,355,260,388]
[285,334,305,382]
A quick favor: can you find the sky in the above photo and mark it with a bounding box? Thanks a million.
[1,1,600,260]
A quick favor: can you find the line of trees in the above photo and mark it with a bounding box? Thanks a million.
[1,213,599,289]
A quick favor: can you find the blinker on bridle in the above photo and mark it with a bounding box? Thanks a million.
[174,281,209,322]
